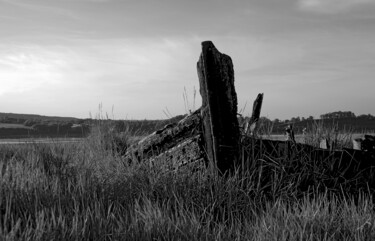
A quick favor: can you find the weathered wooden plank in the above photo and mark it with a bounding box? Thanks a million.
[148,134,206,172]
[125,108,203,163]
[244,93,264,136]
[197,41,240,174]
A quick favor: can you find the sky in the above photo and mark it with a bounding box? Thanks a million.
[0,0,374,120]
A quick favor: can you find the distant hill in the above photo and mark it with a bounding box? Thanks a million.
[0,111,187,139]
[1,110,373,139]
[0,112,87,139]
[0,112,78,123]
[267,118,375,134]
[259,111,375,134]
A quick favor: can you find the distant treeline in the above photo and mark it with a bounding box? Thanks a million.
[0,112,78,123]
[0,110,373,138]
[0,113,89,138]
[258,111,375,134]
[0,112,186,139]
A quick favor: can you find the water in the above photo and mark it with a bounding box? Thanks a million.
[0,138,84,145]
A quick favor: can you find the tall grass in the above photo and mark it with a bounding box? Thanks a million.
[303,120,354,149]
[0,120,374,240]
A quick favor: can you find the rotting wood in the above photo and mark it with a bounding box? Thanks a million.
[285,124,296,143]
[123,40,375,177]
[125,41,241,174]
[319,139,329,150]
[244,93,264,136]
[353,138,362,150]
[362,134,375,153]
[351,134,375,159]
[197,41,240,174]
[125,108,203,165]
[148,134,206,172]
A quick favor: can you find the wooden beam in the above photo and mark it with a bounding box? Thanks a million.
[244,93,264,136]
[197,41,240,174]
[125,109,205,169]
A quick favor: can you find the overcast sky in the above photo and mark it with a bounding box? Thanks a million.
[0,0,374,120]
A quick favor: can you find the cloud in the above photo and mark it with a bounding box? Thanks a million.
[0,38,202,118]
[1,0,82,19]
[0,45,68,95]
[298,0,375,13]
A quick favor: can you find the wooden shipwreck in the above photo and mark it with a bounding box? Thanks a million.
[125,41,375,178]
[126,41,239,174]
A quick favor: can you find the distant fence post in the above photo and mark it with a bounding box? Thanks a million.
[197,41,240,174]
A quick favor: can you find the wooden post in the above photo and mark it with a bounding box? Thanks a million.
[319,139,329,150]
[285,124,296,144]
[197,41,240,174]
[352,138,362,150]
[244,93,264,136]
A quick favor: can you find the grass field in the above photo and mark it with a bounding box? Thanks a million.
[0,120,374,240]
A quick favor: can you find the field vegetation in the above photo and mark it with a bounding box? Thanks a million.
[0,112,185,139]
[1,110,374,139]
[1,117,375,240]
[261,111,375,134]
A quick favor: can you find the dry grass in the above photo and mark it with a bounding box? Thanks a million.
[0,119,374,240]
